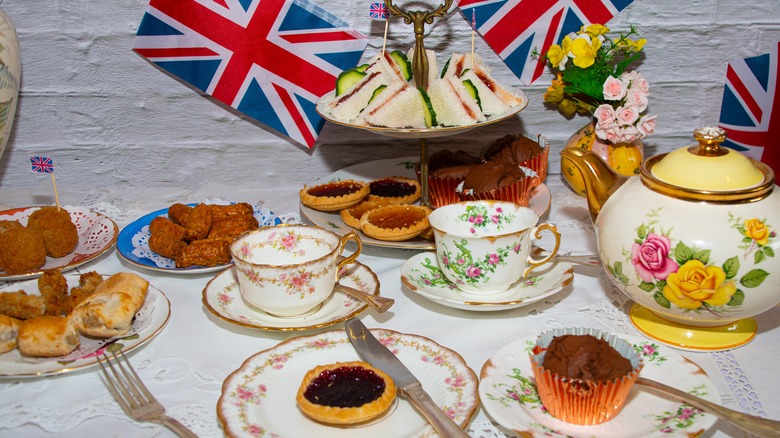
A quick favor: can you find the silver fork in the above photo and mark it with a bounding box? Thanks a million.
[98,350,198,438]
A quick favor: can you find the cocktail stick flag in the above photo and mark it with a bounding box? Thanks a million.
[30,156,53,173]
[719,42,779,173]
[370,2,389,19]
[457,0,635,84]
[133,0,368,149]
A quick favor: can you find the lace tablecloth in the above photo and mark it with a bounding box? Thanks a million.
[0,176,778,437]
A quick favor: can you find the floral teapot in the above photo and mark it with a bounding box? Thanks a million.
[561,127,779,335]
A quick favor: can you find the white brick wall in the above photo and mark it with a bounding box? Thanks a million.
[0,0,778,192]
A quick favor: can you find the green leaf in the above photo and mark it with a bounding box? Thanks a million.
[617,273,630,285]
[740,269,769,288]
[727,289,745,307]
[654,292,671,309]
[606,264,616,277]
[693,249,711,264]
[723,256,740,279]
[742,237,753,244]
[614,261,623,275]
[637,223,648,240]
[639,281,655,292]
[656,280,667,291]
[674,242,693,265]
[764,246,775,257]
[754,250,765,264]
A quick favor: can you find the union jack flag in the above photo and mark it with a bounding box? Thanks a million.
[370,2,389,19]
[30,156,54,173]
[458,0,635,85]
[133,0,368,149]
[719,42,780,172]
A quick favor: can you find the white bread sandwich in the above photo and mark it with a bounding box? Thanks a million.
[361,80,436,129]
[427,76,486,126]
[441,53,482,78]
[442,53,525,109]
[459,68,510,116]
[469,63,525,107]
[406,47,438,88]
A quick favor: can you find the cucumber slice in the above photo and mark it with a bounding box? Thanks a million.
[355,63,370,73]
[389,50,413,81]
[335,68,367,96]
[440,57,452,78]
[462,79,482,110]
[419,87,437,128]
[367,84,387,104]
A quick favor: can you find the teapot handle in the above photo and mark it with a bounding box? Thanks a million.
[524,223,561,277]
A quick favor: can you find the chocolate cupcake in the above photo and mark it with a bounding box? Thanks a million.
[416,149,480,208]
[530,328,644,425]
[456,160,539,205]
[482,134,550,183]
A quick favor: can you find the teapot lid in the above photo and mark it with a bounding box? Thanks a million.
[650,127,765,190]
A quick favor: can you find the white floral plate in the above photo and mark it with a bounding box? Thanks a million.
[401,252,573,311]
[0,205,118,281]
[202,260,380,331]
[218,328,479,437]
[479,333,719,437]
[300,157,552,250]
[117,202,281,274]
[0,273,170,377]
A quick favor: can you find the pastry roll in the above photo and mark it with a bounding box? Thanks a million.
[72,272,149,338]
[0,314,21,353]
[17,315,80,357]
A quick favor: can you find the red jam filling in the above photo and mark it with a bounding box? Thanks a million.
[303,365,386,408]
[308,182,361,198]
[370,179,415,197]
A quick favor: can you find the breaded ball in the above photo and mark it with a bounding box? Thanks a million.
[26,207,79,258]
[0,227,47,274]
[0,220,23,234]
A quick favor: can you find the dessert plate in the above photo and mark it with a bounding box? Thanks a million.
[480,333,719,437]
[218,328,478,437]
[300,156,552,250]
[401,252,573,311]
[0,273,170,377]
[117,203,281,274]
[316,90,528,139]
[0,206,118,281]
[202,261,380,331]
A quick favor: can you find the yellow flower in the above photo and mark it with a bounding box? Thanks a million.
[615,37,646,52]
[744,218,770,246]
[581,24,610,38]
[570,36,602,68]
[662,260,737,309]
[543,74,565,103]
[546,36,572,70]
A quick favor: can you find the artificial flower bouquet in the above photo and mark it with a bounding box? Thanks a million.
[540,24,657,144]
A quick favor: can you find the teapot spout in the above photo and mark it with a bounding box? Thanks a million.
[560,148,629,223]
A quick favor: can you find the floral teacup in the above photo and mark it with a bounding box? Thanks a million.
[230,224,362,317]
[427,200,561,294]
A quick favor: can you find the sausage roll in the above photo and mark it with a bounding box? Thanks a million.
[0,314,21,353]
[17,315,80,357]
[72,272,149,338]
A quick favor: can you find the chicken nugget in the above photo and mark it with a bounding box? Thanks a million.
[175,238,231,268]
[207,214,259,240]
[38,269,71,316]
[149,216,186,240]
[0,227,47,274]
[0,291,46,320]
[27,206,79,258]
[167,203,193,226]
[210,203,254,222]
[149,230,187,260]
[0,220,22,234]
[181,203,212,242]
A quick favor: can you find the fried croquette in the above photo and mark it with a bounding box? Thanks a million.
[207,214,259,240]
[0,227,47,274]
[167,203,192,226]
[149,230,187,260]
[0,291,46,319]
[210,203,254,221]
[38,269,71,316]
[0,220,22,234]
[149,216,186,240]
[26,206,79,258]
[176,238,231,268]
[181,203,213,242]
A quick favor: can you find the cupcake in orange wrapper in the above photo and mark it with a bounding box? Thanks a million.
[529,327,644,425]
[416,149,481,208]
[481,133,550,184]
[455,160,540,206]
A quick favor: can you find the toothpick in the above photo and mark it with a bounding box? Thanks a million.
[382,17,389,56]
[470,9,476,68]
[51,173,61,210]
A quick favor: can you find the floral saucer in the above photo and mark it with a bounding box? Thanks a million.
[218,328,478,437]
[202,261,380,331]
[400,252,573,311]
[479,333,719,437]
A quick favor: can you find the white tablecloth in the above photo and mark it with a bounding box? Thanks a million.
[0,175,778,437]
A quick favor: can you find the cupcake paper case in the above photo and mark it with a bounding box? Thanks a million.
[530,327,644,425]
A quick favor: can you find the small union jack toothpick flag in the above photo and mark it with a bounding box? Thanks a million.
[30,156,54,173]
[719,42,779,172]
[370,2,389,19]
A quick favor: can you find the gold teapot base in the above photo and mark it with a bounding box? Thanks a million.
[629,304,757,351]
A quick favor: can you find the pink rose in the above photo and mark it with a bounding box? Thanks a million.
[631,73,650,94]
[637,114,657,137]
[630,233,678,282]
[625,88,648,112]
[593,104,617,128]
[595,124,619,142]
[602,76,627,101]
[616,105,640,126]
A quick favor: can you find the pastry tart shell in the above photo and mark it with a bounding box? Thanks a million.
[340,200,386,230]
[360,204,431,242]
[366,176,421,205]
[299,180,369,212]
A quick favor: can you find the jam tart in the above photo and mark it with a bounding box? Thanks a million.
[366,176,421,205]
[299,180,369,212]
[296,361,397,425]
[339,200,386,230]
[360,204,431,242]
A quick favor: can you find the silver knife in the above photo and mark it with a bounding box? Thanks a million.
[345,317,470,437]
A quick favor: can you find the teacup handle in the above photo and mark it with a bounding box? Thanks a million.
[524,223,561,278]
[335,230,363,275]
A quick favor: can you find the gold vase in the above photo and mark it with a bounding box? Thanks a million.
[561,120,643,196]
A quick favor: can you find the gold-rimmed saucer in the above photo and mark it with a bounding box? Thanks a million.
[202,262,380,331]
